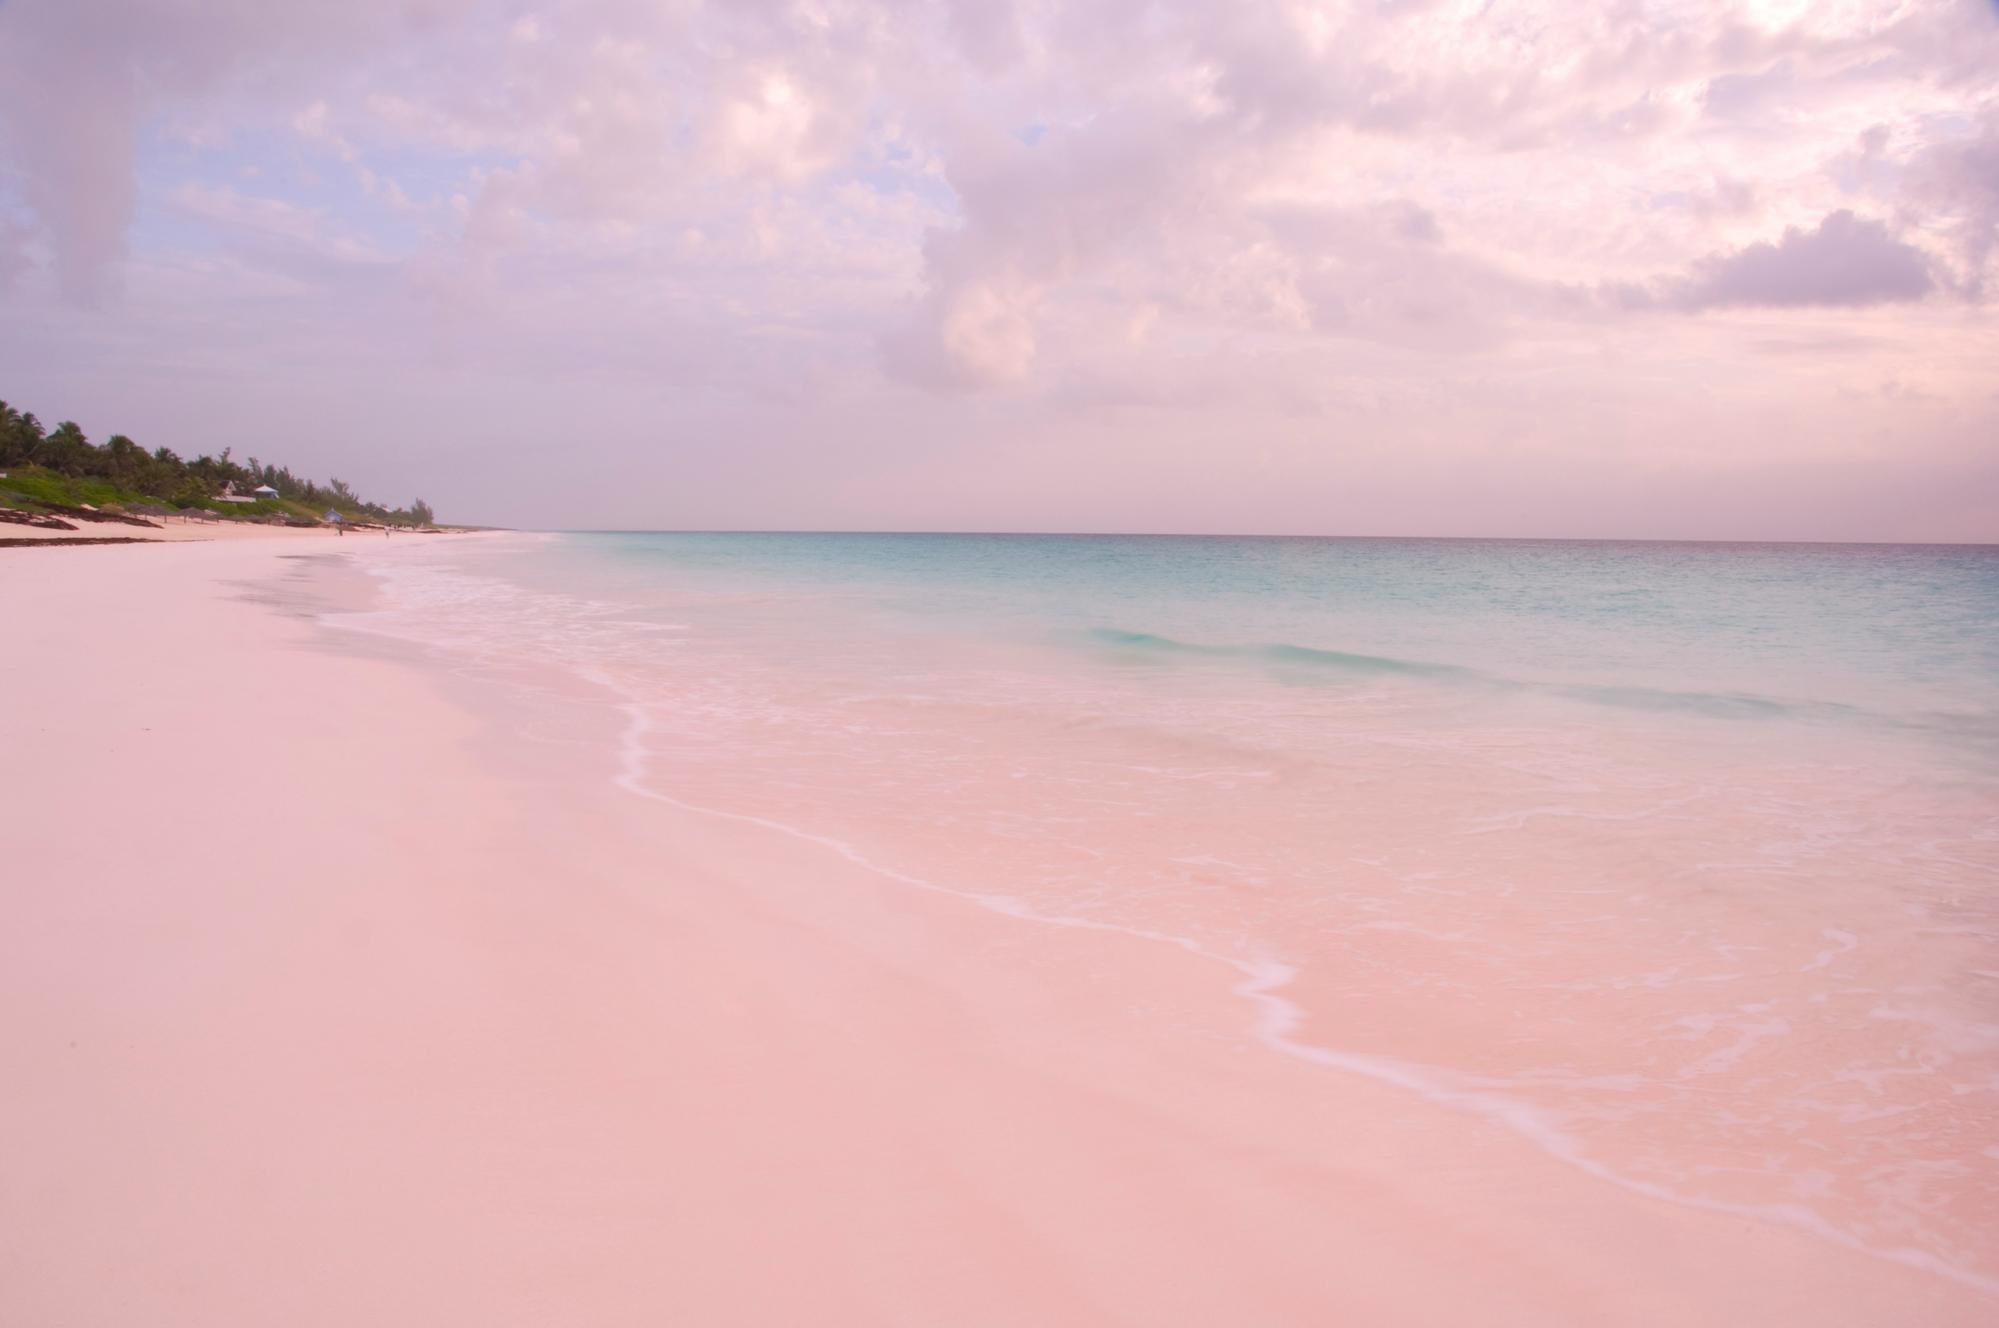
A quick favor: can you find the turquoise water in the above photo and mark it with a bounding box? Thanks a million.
[551,533,1999,729]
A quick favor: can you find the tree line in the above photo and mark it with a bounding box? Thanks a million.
[1,396,435,527]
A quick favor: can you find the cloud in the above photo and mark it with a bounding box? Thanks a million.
[882,270,1044,389]
[172,183,325,245]
[0,0,477,300]
[1703,61,1797,119]
[4,0,1989,336]
[883,106,1201,389]
[0,1,1996,539]
[1674,210,1934,310]
[1908,110,1999,296]
[873,1,1995,389]
[0,14,138,303]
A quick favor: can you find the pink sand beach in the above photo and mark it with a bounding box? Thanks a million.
[3,536,1999,1320]
[3,537,1995,1326]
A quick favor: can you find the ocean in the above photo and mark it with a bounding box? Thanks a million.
[343,531,1999,1290]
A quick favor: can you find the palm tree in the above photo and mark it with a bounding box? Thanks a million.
[0,403,45,466]
[105,434,142,487]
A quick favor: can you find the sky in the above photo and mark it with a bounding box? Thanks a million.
[1,0,1995,540]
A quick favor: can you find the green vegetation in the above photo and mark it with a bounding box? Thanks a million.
[0,396,436,527]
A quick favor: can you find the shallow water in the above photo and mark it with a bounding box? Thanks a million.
[343,532,1999,1291]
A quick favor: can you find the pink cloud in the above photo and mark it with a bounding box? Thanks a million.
[1677,210,1934,309]
[0,1,1993,538]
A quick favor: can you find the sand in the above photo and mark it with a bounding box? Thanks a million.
[0,514,454,544]
[2,539,1991,1326]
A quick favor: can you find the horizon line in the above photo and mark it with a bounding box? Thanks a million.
[534,527,1999,549]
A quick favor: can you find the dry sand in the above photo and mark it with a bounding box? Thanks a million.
[0,516,437,545]
[2,540,1989,1325]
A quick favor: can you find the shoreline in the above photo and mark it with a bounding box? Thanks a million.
[3,540,1992,1324]
[0,517,490,547]
[586,634,1999,1303]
